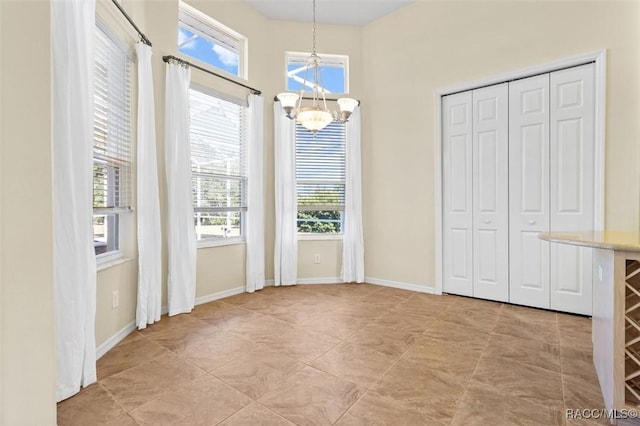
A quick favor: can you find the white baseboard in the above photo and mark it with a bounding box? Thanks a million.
[365,277,441,295]
[98,286,246,360]
[96,321,136,360]
[297,277,343,285]
[97,279,439,360]
[195,286,245,305]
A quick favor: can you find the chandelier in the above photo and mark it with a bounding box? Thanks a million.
[276,0,358,132]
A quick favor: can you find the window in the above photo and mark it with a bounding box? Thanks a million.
[189,87,247,243]
[286,52,348,94]
[93,23,133,256]
[296,122,346,234]
[178,1,246,78]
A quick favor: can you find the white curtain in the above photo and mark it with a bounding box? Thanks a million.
[52,0,98,401]
[342,107,365,283]
[273,102,298,286]
[136,43,162,328]
[165,63,197,315]
[246,95,265,292]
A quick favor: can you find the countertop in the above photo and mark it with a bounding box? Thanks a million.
[538,231,640,253]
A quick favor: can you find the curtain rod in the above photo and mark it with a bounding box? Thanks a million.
[110,0,152,46]
[163,55,262,96]
[273,95,361,105]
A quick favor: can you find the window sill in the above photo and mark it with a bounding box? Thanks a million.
[97,256,134,272]
[198,238,246,249]
[298,234,343,241]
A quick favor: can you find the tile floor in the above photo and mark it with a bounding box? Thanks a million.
[57,283,606,425]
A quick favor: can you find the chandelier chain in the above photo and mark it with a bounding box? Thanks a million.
[312,0,317,55]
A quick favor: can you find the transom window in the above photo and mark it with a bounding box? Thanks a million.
[189,87,247,242]
[296,121,346,234]
[178,1,247,78]
[93,22,133,256]
[286,51,348,94]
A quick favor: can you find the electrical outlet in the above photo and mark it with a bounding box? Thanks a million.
[112,290,119,309]
[314,254,321,264]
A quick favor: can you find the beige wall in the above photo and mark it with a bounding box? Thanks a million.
[96,260,138,346]
[0,1,57,424]
[361,1,640,290]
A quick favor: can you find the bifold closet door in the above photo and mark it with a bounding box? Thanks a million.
[509,74,550,309]
[442,91,473,296]
[472,83,509,302]
[550,63,595,315]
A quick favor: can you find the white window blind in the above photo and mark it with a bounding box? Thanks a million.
[93,23,133,256]
[189,88,247,241]
[93,24,133,214]
[296,122,346,233]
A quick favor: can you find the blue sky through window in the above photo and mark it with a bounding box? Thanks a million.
[287,63,345,93]
[179,26,239,76]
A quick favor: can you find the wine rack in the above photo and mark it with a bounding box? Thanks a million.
[624,259,640,404]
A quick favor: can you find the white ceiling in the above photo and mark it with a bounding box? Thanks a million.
[243,0,415,26]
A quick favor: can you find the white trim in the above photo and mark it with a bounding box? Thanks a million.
[96,285,246,359]
[434,50,607,296]
[434,92,443,295]
[96,321,136,360]
[197,237,246,249]
[434,50,607,97]
[96,249,124,266]
[96,256,134,272]
[297,277,343,284]
[160,285,247,314]
[593,50,607,232]
[365,277,440,295]
[298,233,343,241]
[285,51,350,95]
[178,1,248,80]
[194,286,245,304]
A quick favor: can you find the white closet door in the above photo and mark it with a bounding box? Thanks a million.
[509,74,550,309]
[442,91,473,296]
[472,83,509,302]
[550,63,595,315]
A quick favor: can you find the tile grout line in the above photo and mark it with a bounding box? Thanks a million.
[557,313,570,426]
[95,381,134,424]
[447,303,504,425]
[62,285,596,425]
[332,316,439,425]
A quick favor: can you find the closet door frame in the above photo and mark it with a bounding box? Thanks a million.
[435,50,606,295]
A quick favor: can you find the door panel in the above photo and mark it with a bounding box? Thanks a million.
[521,124,545,212]
[473,83,509,301]
[550,63,595,315]
[509,74,550,309]
[443,91,473,296]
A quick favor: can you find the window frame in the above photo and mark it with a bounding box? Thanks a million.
[178,1,248,80]
[189,84,249,248]
[93,20,135,264]
[285,51,350,95]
